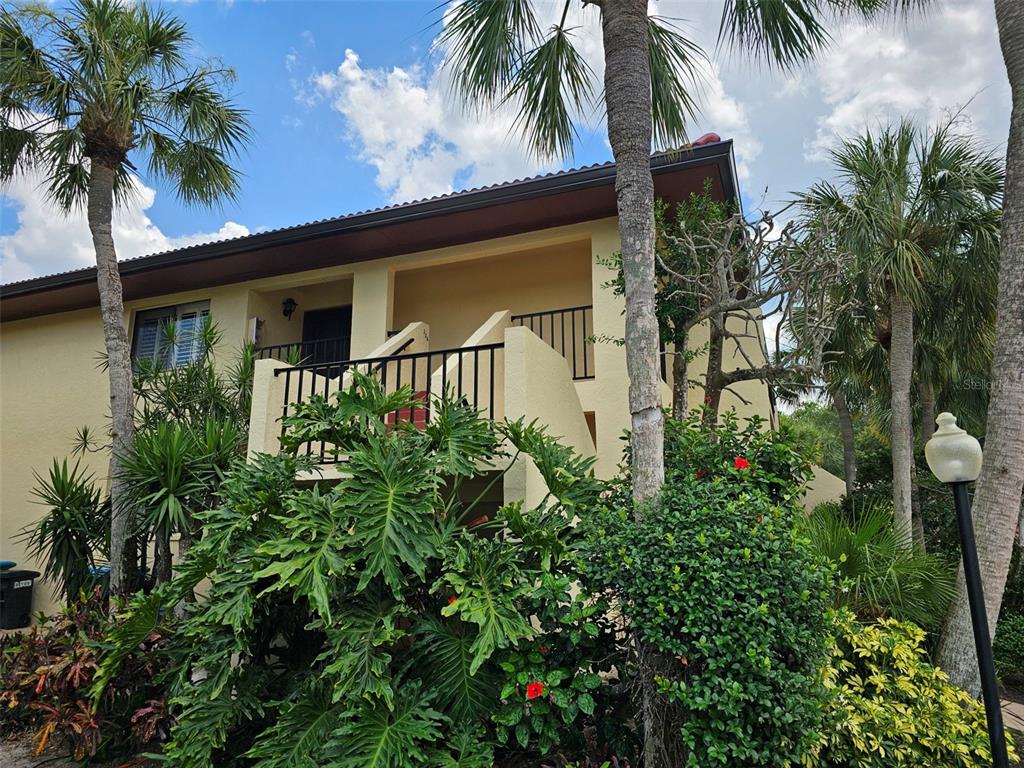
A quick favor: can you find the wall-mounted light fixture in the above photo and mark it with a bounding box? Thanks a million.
[282,298,298,320]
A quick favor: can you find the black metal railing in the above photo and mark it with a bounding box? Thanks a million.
[511,305,594,380]
[274,342,504,463]
[256,336,351,365]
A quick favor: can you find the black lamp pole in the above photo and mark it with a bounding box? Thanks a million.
[950,480,1009,768]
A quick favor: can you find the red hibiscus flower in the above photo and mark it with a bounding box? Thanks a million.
[734,457,750,470]
[526,682,545,700]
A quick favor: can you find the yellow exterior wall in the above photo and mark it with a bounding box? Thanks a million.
[1,217,779,618]
[503,326,595,508]
[393,241,592,351]
[0,284,250,615]
[249,278,354,349]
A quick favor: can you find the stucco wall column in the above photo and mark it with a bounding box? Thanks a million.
[350,264,395,358]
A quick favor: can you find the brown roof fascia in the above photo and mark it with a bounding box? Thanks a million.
[1,141,736,322]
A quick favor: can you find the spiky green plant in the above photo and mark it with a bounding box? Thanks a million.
[807,499,956,627]
[20,459,109,604]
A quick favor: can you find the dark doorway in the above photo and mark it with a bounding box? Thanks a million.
[302,306,352,364]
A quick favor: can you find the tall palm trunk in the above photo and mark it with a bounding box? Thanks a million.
[86,161,136,597]
[671,336,688,418]
[937,0,1024,695]
[833,386,857,493]
[889,291,915,542]
[601,0,664,505]
[600,4,665,766]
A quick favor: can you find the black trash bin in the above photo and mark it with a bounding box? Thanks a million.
[0,563,41,629]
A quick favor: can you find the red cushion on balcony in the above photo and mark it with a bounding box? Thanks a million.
[385,390,428,429]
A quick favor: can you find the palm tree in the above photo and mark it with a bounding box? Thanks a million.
[807,499,956,628]
[440,3,933,764]
[938,0,1024,696]
[800,122,1002,547]
[0,0,250,595]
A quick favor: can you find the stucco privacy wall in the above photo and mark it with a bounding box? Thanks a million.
[503,326,596,509]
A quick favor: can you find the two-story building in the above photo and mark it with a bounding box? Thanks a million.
[3,140,825,616]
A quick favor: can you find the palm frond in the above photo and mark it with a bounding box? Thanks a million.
[436,0,539,105]
[413,616,498,720]
[648,16,705,149]
[506,23,594,160]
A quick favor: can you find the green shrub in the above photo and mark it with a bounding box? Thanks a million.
[809,612,1017,767]
[94,373,629,766]
[995,610,1024,687]
[583,414,833,766]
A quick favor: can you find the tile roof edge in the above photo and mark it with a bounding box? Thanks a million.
[1,140,734,296]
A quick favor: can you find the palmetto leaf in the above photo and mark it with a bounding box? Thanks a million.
[436,0,539,105]
[648,16,705,149]
[807,500,956,626]
[506,22,594,160]
[413,616,498,720]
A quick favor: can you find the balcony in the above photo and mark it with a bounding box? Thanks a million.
[248,308,597,509]
[255,304,594,382]
[273,338,504,463]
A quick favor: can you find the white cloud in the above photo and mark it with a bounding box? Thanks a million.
[313,49,548,204]
[0,174,248,284]
[309,2,754,203]
[804,2,1008,161]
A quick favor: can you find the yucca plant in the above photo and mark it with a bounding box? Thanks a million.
[20,459,109,605]
[807,499,956,628]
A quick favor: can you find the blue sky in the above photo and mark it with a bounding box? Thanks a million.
[0,1,1011,283]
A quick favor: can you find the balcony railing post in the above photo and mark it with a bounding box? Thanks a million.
[510,305,594,381]
[273,342,504,463]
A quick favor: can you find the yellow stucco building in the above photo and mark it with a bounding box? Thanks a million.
[3,141,830,616]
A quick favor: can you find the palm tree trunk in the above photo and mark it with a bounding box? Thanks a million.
[601,0,664,508]
[86,161,136,597]
[937,0,1024,695]
[671,335,688,419]
[919,377,937,445]
[833,387,857,493]
[600,4,665,765]
[889,291,915,542]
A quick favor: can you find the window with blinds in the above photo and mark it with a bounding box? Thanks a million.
[131,301,211,369]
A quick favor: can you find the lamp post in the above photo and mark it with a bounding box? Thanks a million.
[924,412,1009,768]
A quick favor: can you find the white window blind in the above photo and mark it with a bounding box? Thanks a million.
[131,301,210,368]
